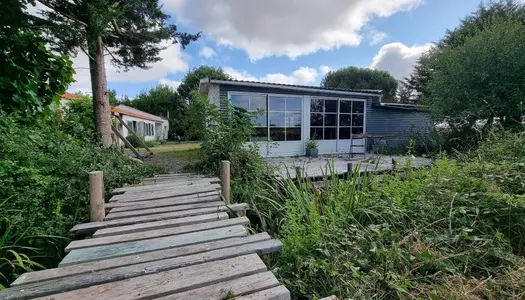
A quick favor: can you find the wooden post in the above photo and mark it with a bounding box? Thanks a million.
[347,162,353,179]
[220,160,230,205]
[111,125,143,160]
[89,171,105,222]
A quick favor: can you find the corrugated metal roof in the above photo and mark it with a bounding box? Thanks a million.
[111,105,165,123]
[199,78,383,96]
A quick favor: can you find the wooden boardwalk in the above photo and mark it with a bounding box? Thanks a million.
[1,173,289,300]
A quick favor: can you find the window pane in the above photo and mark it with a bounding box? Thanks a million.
[340,100,352,113]
[352,101,364,113]
[339,127,350,139]
[352,114,364,126]
[270,127,286,141]
[325,100,337,113]
[324,114,337,126]
[269,96,286,111]
[286,128,301,141]
[311,99,323,112]
[269,112,285,127]
[251,95,267,111]
[252,113,267,127]
[310,113,323,126]
[324,128,337,140]
[231,94,249,110]
[286,112,301,127]
[352,127,364,135]
[310,127,323,139]
[286,97,302,111]
[339,114,351,126]
[252,127,268,141]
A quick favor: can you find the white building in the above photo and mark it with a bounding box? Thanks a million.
[111,105,169,142]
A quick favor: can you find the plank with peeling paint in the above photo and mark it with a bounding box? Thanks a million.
[61,225,248,266]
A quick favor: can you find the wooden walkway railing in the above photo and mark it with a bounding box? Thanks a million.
[1,168,289,299]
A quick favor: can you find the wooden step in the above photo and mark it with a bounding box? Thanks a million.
[104,201,225,220]
[105,193,219,211]
[61,225,248,266]
[112,178,221,194]
[236,286,290,300]
[67,217,250,251]
[1,241,282,299]
[12,233,272,286]
[109,184,221,202]
[32,254,267,300]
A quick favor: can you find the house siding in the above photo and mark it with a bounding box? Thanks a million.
[366,103,432,148]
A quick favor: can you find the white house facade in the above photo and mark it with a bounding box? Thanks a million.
[111,105,169,142]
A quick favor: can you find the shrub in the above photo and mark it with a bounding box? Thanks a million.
[262,131,525,299]
[126,135,144,148]
[144,140,159,148]
[0,115,161,288]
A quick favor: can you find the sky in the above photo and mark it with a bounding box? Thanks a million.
[62,0,495,98]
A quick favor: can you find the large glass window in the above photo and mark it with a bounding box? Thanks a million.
[311,99,365,140]
[231,94,268,141]
[269,96,302,141]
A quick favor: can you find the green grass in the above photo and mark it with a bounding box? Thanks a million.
[144,142,201,173]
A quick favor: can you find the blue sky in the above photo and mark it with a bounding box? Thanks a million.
[66,0,489,98]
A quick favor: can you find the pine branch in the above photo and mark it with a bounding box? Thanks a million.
[35,0,87,27]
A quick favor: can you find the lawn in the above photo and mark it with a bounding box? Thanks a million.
[144,142,201,173]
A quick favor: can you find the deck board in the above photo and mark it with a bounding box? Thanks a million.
[13,233,272,286]
[2,241,282,299]
[105,193,219,211]
[104,200,225,220]
[34,254,267,300]
[61,225,248,266]
[67,217,250,251]
[109,184,221,202]
[112,178,221,193]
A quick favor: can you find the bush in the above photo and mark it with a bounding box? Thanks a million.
[0,115,162,288]
[126,135,144,148]
[261,130,525,299]
[144,140,159,148]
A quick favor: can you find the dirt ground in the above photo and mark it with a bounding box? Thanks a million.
[143,142,201,173]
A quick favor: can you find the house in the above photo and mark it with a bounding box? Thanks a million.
[111,104,169,141]
[199,78,431,157]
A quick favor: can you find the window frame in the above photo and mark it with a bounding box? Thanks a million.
[227,91,304,142]
[310,96,366,140]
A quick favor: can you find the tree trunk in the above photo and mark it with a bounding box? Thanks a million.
[88,36,112,147]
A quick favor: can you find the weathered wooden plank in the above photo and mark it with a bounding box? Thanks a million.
[153,173,198,178]
[68,217,250,251]
[235,286,290,300]
[33,254,266,300]
[92,212,228,237]
[155,272,280,300]
[12,233,272,286]
[71,207,226,235]
[60,225,248,266]
[105,193,219,211]
[112,179,221,194]
[3,241,282,299]
[104,201,225,220]
[109,183,221,202]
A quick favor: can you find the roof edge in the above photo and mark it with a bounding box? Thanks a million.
[199,78,382,97]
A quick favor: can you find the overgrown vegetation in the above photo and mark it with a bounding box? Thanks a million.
[0,114,161,288]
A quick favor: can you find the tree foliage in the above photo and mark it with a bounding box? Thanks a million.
[406,0,525,106]
[427,18,525,127]
[177,66,231,101]
[321,67,398,102]
[0,0,74,119]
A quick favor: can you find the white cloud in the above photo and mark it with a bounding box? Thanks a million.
[166,0,422,60]
[319,65,332,75]
[158,78,182,89]
[367,29,388,45]
[69,42,189,92]
[224,67,319,85]
[199,46,217,59]
[370,42,433,79]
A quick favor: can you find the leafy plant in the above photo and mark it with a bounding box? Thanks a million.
[126,135,144,149]
[305,138,319,149]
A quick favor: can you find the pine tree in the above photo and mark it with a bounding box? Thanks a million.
[28,0,199,146]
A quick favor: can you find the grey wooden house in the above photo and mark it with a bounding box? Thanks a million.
[199,78,430,157]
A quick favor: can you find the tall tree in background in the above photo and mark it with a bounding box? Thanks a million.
[321,67,398,103]
[27,0,199,146]
[177,66,231,101]
[406,0,525,104]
